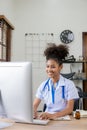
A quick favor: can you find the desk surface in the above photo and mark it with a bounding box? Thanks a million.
[1,117,87,130]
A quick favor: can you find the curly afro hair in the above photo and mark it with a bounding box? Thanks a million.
[44,43,69,65]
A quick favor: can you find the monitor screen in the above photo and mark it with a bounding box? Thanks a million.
[0,62,33,123]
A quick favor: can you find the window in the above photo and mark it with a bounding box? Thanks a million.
[0,15,14,61]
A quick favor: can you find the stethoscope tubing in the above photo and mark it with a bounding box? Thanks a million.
[42,78,65,104]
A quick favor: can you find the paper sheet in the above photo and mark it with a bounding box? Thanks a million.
[54,115,71,121]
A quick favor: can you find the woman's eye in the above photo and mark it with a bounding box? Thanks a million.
[46,66,55,69]
[51,65,56,68]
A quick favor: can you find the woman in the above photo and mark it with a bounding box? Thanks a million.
[33,43,79,120]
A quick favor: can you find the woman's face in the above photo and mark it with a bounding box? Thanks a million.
[46,59,63,80]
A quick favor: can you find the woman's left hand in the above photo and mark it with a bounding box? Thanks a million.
[39,112,55,120]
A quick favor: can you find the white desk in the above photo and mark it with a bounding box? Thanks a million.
[0,117,87,130]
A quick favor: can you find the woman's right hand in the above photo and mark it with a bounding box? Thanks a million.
[33,98,41,119]
[33,110,38,119]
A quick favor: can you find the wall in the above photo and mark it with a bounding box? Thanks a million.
[10,0,87,61]
[0,0,87,110]
[0,0,15,24]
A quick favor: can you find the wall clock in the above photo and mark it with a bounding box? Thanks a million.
[60,30,74,44]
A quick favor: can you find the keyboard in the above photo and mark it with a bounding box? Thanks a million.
[33,119,50,125]
[0,121,13,129]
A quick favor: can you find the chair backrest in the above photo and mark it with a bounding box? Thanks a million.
[43,104,46,112]
[76,86,83,98]
[60,72,75,79]
[73,86,83,111]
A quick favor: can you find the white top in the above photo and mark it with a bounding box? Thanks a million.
[36,75,79,113]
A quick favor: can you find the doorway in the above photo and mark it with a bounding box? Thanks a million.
[82,32,87,110]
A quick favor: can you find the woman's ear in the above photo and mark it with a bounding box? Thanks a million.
[60,64,63,69]
[59,64,63,71]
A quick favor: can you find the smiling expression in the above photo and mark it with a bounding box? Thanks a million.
[46,59,63,82]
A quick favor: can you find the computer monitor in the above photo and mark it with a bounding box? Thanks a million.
[0,62,33,123]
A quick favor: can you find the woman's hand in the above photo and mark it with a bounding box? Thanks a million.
[33,110,38,119]
[33,98,41,119]
[39,112,56,120]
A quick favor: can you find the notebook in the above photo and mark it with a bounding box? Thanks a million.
[73,110,87,118]
[79,110,87,117]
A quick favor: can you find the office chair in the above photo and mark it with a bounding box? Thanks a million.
[73,86,87,111]
[43,104,47,112]
[60,72,75,79]
[73,86,83,111]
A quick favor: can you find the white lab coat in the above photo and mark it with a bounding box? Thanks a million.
[36,75,79,113]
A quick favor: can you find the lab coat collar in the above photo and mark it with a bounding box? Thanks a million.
[58,75,66,88]
[49,75,66,89]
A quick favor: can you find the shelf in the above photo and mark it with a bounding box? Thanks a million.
[62,60,87,81]
[63,60,87,63]
[71,78,87,81]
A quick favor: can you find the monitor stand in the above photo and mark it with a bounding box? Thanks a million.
[0,90,7,117]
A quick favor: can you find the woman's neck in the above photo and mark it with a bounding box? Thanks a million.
[51,75,60,84]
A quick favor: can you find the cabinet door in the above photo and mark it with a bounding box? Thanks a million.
[83,32,87,110]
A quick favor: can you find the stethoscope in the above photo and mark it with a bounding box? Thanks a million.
[42,78,65,104]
